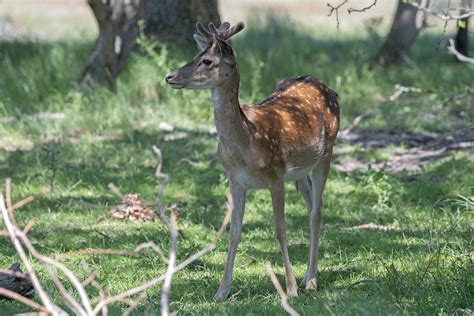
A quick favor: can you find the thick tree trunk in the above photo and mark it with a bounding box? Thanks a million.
[378,1,421,65]
[454,0,471,58]
[144,0,221,46]
[80,0,220,87]
[79,0,145,88]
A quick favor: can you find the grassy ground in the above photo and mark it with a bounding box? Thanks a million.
[0,15,473,315]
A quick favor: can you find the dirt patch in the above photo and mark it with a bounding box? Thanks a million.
[334,127,473,173]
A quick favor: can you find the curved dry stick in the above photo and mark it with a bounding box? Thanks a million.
[408,2,474,20]
[1,194,65,315]
[448,38,474,63]
[264,262,299,316]
[93,200,232,314]
[46,266,86,316]
[161,211,177,316]
[327,0,349,29]
[348,0,377,13]
[0,287,47,312]
[14,228,93,314]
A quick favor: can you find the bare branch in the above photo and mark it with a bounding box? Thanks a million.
[92,197,231,314]
[23,219,35,235]
[348,0,377,13]
[0,268,27,279]
[1,146,233,315]
[108,183,126,200]
[161,211,177,316]
[327,0,349,29]
[5,178,17,227]
[53,248,141,260]
[134,241,169,264]
[123,291,147,316]
[0,288,47,312]
[385,84,422,102]
[12,195,40,210]
[264,262,299,316]
[45,266,86,316]
[448,38,474,63]
[18,231,93,314]
[407,1,474,20]
[1,193,65,315]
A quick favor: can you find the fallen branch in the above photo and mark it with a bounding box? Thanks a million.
[385,84,421,102]
[1,193,65,315]
[264,262,299,316]
[0,288,46,312]
[447,38,474,64]
[1,146,232,315]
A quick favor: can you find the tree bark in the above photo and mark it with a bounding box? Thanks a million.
[80,0,220,87]
[454,0,471,58]
[79,0,145,88]
[378,0,421,65]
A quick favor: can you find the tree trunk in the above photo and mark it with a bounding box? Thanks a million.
[454,0,471,58]
[80,0,220,87]
[144,0,221,46]
[378,0,421,65]
[79,0,145,88]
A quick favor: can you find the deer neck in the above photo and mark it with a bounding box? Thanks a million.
[211,71,249,156]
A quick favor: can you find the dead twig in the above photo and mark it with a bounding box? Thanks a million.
[264,262,299,316]
[1,193,65,315]
[0,288,47,312]
[1,146,233,315]
[447,38,474,64]
[407,1,474,20]
[108,183,126,200]
[348,0,377,13]
[5,178,17,226]
[327,0,349,29]
[161,211,177,316]
[53,248,141,260]
[385,84,421,102]
[134,241,169,264]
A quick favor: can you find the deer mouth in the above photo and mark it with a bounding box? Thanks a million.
[167,82,185,89]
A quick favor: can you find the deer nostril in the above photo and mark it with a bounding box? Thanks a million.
[165,74,175,83]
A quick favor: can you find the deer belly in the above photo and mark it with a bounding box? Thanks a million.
[234,169,267,189]
[284,164,316,181]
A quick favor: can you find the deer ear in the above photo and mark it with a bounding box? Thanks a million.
[193,34,208,51]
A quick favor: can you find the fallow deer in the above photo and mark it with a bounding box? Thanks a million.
[165,22,339,300]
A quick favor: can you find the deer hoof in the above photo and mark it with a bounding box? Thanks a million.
[287,286,298,297]
[213,286,230,301]
[305,278,317,291]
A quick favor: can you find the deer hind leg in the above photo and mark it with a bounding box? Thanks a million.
[305,157,331,291]
[213,178,246,301]
[270,181,298,297]
[295,176,312,212]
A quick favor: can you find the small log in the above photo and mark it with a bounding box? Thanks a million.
[0,262,35,299]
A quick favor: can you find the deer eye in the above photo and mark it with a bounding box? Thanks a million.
[202,59,213,66]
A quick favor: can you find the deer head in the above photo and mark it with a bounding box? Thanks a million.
[165,22,245,89]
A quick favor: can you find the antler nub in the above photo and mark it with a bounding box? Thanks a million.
[220,22,245,40]
[195,21,245,43]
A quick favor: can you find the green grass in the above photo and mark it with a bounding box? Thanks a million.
[0,16,473,315]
